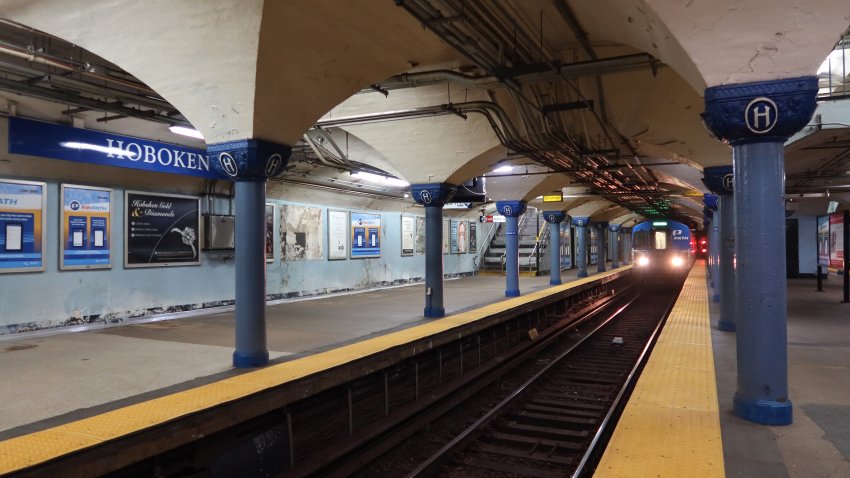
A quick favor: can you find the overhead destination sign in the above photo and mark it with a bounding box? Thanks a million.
[8,117,225,180]
[543,192,563,202]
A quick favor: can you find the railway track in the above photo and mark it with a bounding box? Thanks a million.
[408,289,678,477]
[345,284,683,478]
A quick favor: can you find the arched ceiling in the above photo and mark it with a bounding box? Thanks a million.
[0,1,848,226]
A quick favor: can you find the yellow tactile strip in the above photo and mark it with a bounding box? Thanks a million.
[0,267,630,474]
[594,265,725,478]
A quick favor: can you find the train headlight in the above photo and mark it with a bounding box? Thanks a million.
[671,256,684,267]
[637,256,649,266]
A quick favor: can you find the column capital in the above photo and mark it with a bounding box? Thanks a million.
[704,192,719,210]
[571,216,590,227]
[703,166,734,196]
[608,224,622,233]
[208,139,291,181]
[701,76,818,146]
[496,200,527,218]
[543,211,567,224]
[411,183,456,207]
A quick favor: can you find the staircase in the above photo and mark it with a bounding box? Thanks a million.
[479,207,550,276]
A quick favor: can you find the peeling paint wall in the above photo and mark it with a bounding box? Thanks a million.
[0,145,483,334]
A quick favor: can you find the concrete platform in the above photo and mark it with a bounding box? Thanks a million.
[713,275,850,477]
[0,265,619,437]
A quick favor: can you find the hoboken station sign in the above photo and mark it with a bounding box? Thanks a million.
[8,117,226,179]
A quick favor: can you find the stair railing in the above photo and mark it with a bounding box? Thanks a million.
[501,211,531,273]
[473,221,499,272]
[528,220,550,272]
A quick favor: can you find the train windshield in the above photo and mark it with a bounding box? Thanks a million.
[654,231,667,249]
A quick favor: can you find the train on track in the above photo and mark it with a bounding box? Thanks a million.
[631,219,694,278]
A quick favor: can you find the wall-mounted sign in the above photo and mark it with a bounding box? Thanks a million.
[0,178,46,273]
[401,215,415,256]
[479,215,506,223]
[543,192,563,202]
[265,204,275,262]
[8,117,224,180]
[818,215,830,268]
[328,209,348,260]
[830,212,844,270]
[442,219,449,254]
[415,216,426,255]
[443,202,473,209]
[351,212,381,258]
[450,219,468,254]
[280,204,323,261]
[125,190,201,268]
[469,221,477,253]
[60,184,112,270]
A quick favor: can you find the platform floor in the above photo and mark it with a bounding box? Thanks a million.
[0,265,618,437]
[713,275,850,478]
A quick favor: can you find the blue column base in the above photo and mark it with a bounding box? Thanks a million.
[505,289,521,297]
[424,306,445,318]
[233,350,269,368]
[717,320,737,332]
[549,279,562,286]
[577,271,588,278]
[733,395,793,425]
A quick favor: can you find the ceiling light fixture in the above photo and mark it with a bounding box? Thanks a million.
[169,125,205,140]
[351,171,409,188]
[492,165,513,173]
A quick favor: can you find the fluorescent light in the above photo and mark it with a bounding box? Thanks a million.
[169,125,204,140]
[652,221,668,226]
[60,141,138,159]
[351,171,409,188]
[492,165,513,173]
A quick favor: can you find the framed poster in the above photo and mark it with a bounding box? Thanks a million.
[450,219,459,253]
[265,204,275,262]
[60,184,112,270]
[442,219,449,254]
[818,215,830,267]
[125,190,201,268]
[328,209,348,260]
[830,212,844,269]
[401,215,415,256]
[415,216,426,255]
[469,221,477,253]
[281,204,323,261]
[351,211,381,258]
[560,222,572,268]
[0,178,46,273]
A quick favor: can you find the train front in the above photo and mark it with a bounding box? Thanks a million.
[631,220,693,278]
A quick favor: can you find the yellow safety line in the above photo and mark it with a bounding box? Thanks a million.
[594,264,724,478]
[0,266,631,474]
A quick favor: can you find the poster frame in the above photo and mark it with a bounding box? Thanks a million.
[468,220,477,254]
[401,214,415,257]
[124,189,202,269]
[0,178,47,273]
[442,218,450,254]
[327,209,349,261]
[59,183,113,271]
[350,210,381,259]
[265,203,275,263]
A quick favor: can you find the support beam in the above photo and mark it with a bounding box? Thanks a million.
[702,76,818,425]
[543,211,567,285]
[609,224,621,268]
[595,222,608,273]
[497,201,527,297]
[572,217,590,278]
[411,184,457,318]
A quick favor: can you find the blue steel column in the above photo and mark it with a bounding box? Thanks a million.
[621,228,631,265]
[411,184,456,317]
[543,211,566,285]
[210,140,291,368]
[497,201,527,297]
[572,217,590,278]
[595,222,607,273]
[719,194,736,331]
[609,224,621,268]
[702,76,818,425]
[704,193,720,299]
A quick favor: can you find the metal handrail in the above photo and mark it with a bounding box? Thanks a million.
[473,221,499,271]
[501,211,531,272]
[526,221,550,268]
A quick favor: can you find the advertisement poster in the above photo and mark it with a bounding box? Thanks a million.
[453,220,468,253]
[415,216,426,255]
[830,212,844,269]
[450,220,459,253]
[125,190,200,267]
[328,209,348,260]
[401,215,415,256]
[351,212,381,258]
[817,215,830,267]
[265,204,275,262]
[281,204,323,261]
[442,219,449,254]
[469,221,477,253]
[589,228,598,265]
[560,222,572,269]
[0,179,46,272]
[60,184,111,270]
